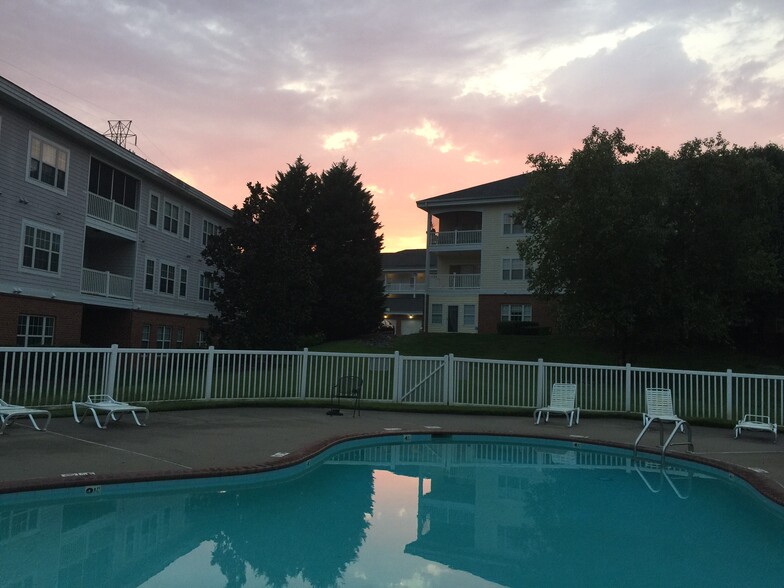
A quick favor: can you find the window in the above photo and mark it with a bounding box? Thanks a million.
[149,194,159,227]
[197,329,209,348]
[182,210,191,240]
[156,325,172,349]
[431,304,443,325]
[202,220,218,246]
[199,273,215,301]
[502,257,529,281]
[464,304,476,326]
[21,223,61,274]
[163,201,180,235]
[28,134,68,191]
[176,328,184,349]
[88,158,138,207]
[144,259,155,291]
[179,268,188,298]
[159,263,175,295]
[501,304,532,322]
[502,212,525,235]
[17,315,55,346]
[141,324,151,348]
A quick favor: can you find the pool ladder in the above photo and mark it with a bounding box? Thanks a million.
[633,417,694,463]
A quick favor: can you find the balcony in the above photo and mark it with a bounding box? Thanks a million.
[428,229,482,249]
[384,282,426,294]
[429,273,481,290]
[87,192,138,232]
[81,268,133,300]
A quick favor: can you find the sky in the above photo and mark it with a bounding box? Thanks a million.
[2,1,783,252]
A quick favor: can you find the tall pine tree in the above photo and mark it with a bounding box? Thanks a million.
[311,160,385,340]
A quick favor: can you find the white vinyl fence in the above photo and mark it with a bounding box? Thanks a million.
[1,345,783,424]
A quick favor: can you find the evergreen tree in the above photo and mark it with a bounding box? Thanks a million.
[203,160,318,349]
[311,160,385,340]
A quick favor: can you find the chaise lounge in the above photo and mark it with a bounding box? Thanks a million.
[0,399,51,434]
[735,414,777,443]
[534,383,579,427]
[72,394,149,429]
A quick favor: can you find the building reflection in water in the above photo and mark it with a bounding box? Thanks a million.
[3,438,779,588]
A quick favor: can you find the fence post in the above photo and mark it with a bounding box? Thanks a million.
[445,354,453,405]
[204,346,215,400]
[392,351,401,403]
[536,358,544,407]
[299,348,309,400]
[625,363,632,412]
[104,344,119,397]
[726,369,733,421]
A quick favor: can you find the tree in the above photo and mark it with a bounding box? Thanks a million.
[517,127,783,360]
[203,157,386,347]
[311,160,385,340]
[203,159,318,349]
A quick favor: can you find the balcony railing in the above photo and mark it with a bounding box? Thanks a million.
[87,192,138,231]
[429,229,482,247]
[384,282,426,294]
[81,268,133,300]
[429,273,481,289]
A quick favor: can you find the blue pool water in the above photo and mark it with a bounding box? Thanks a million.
[2,435,783,587]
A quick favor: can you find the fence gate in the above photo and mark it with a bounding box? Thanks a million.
[398,356,450,404]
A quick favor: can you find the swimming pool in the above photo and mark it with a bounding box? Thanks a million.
[2,435,783,587]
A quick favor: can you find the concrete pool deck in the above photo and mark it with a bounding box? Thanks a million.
[1,407,783,504]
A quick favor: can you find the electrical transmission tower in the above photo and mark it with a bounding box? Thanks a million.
[104,120,137,150]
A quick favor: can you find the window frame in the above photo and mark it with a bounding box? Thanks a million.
[199,272,215,302]
[149,194,160,227]
[431,303,443,325]
[202,220,218,246]
[501,257,527,281]
[176,327,184,349]
[19,221,63,276]
[463,304,476,326]
[500,303,533,322]
[502,212,525,235]
[144,258,156,292]
[27,132,69,193]
[17,314,55,347]
[182,209,191,241]
[179,268,188,298]
[141,324,151,348]
[155,325,172,349]
[159,262,176,295]
[162,200,180,235]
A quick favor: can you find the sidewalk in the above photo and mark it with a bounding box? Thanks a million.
[1,407,782,504]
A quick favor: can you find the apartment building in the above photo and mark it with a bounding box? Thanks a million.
[416,174,554,334]
[381,249,428,335]
[0,76,232,348]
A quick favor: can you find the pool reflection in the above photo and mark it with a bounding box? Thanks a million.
[1,439,782,587]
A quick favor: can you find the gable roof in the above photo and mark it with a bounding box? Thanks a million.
[382,249,425,270]
[416,173,529,210]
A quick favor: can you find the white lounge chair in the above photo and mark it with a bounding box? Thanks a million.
[735,414,777,443]
[72,394,148,429]
[634,387,693,461]
[534,383,579,427]
[0,400,51,434]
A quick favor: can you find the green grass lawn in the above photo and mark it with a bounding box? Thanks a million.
[314,333,784,375]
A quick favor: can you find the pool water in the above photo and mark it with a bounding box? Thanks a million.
[2,435,783,587]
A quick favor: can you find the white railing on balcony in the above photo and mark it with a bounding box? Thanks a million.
[429,273,481,289]
[87,192,138,231]
[429,229,482,247]
[81,268,133,299]
[384,282,426,294]
[2,346,782,427]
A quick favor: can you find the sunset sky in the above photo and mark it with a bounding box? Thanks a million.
[2,1,783,252]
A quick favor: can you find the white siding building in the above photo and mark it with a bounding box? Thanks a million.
[0,76,232,348]
[417,174,554,334]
